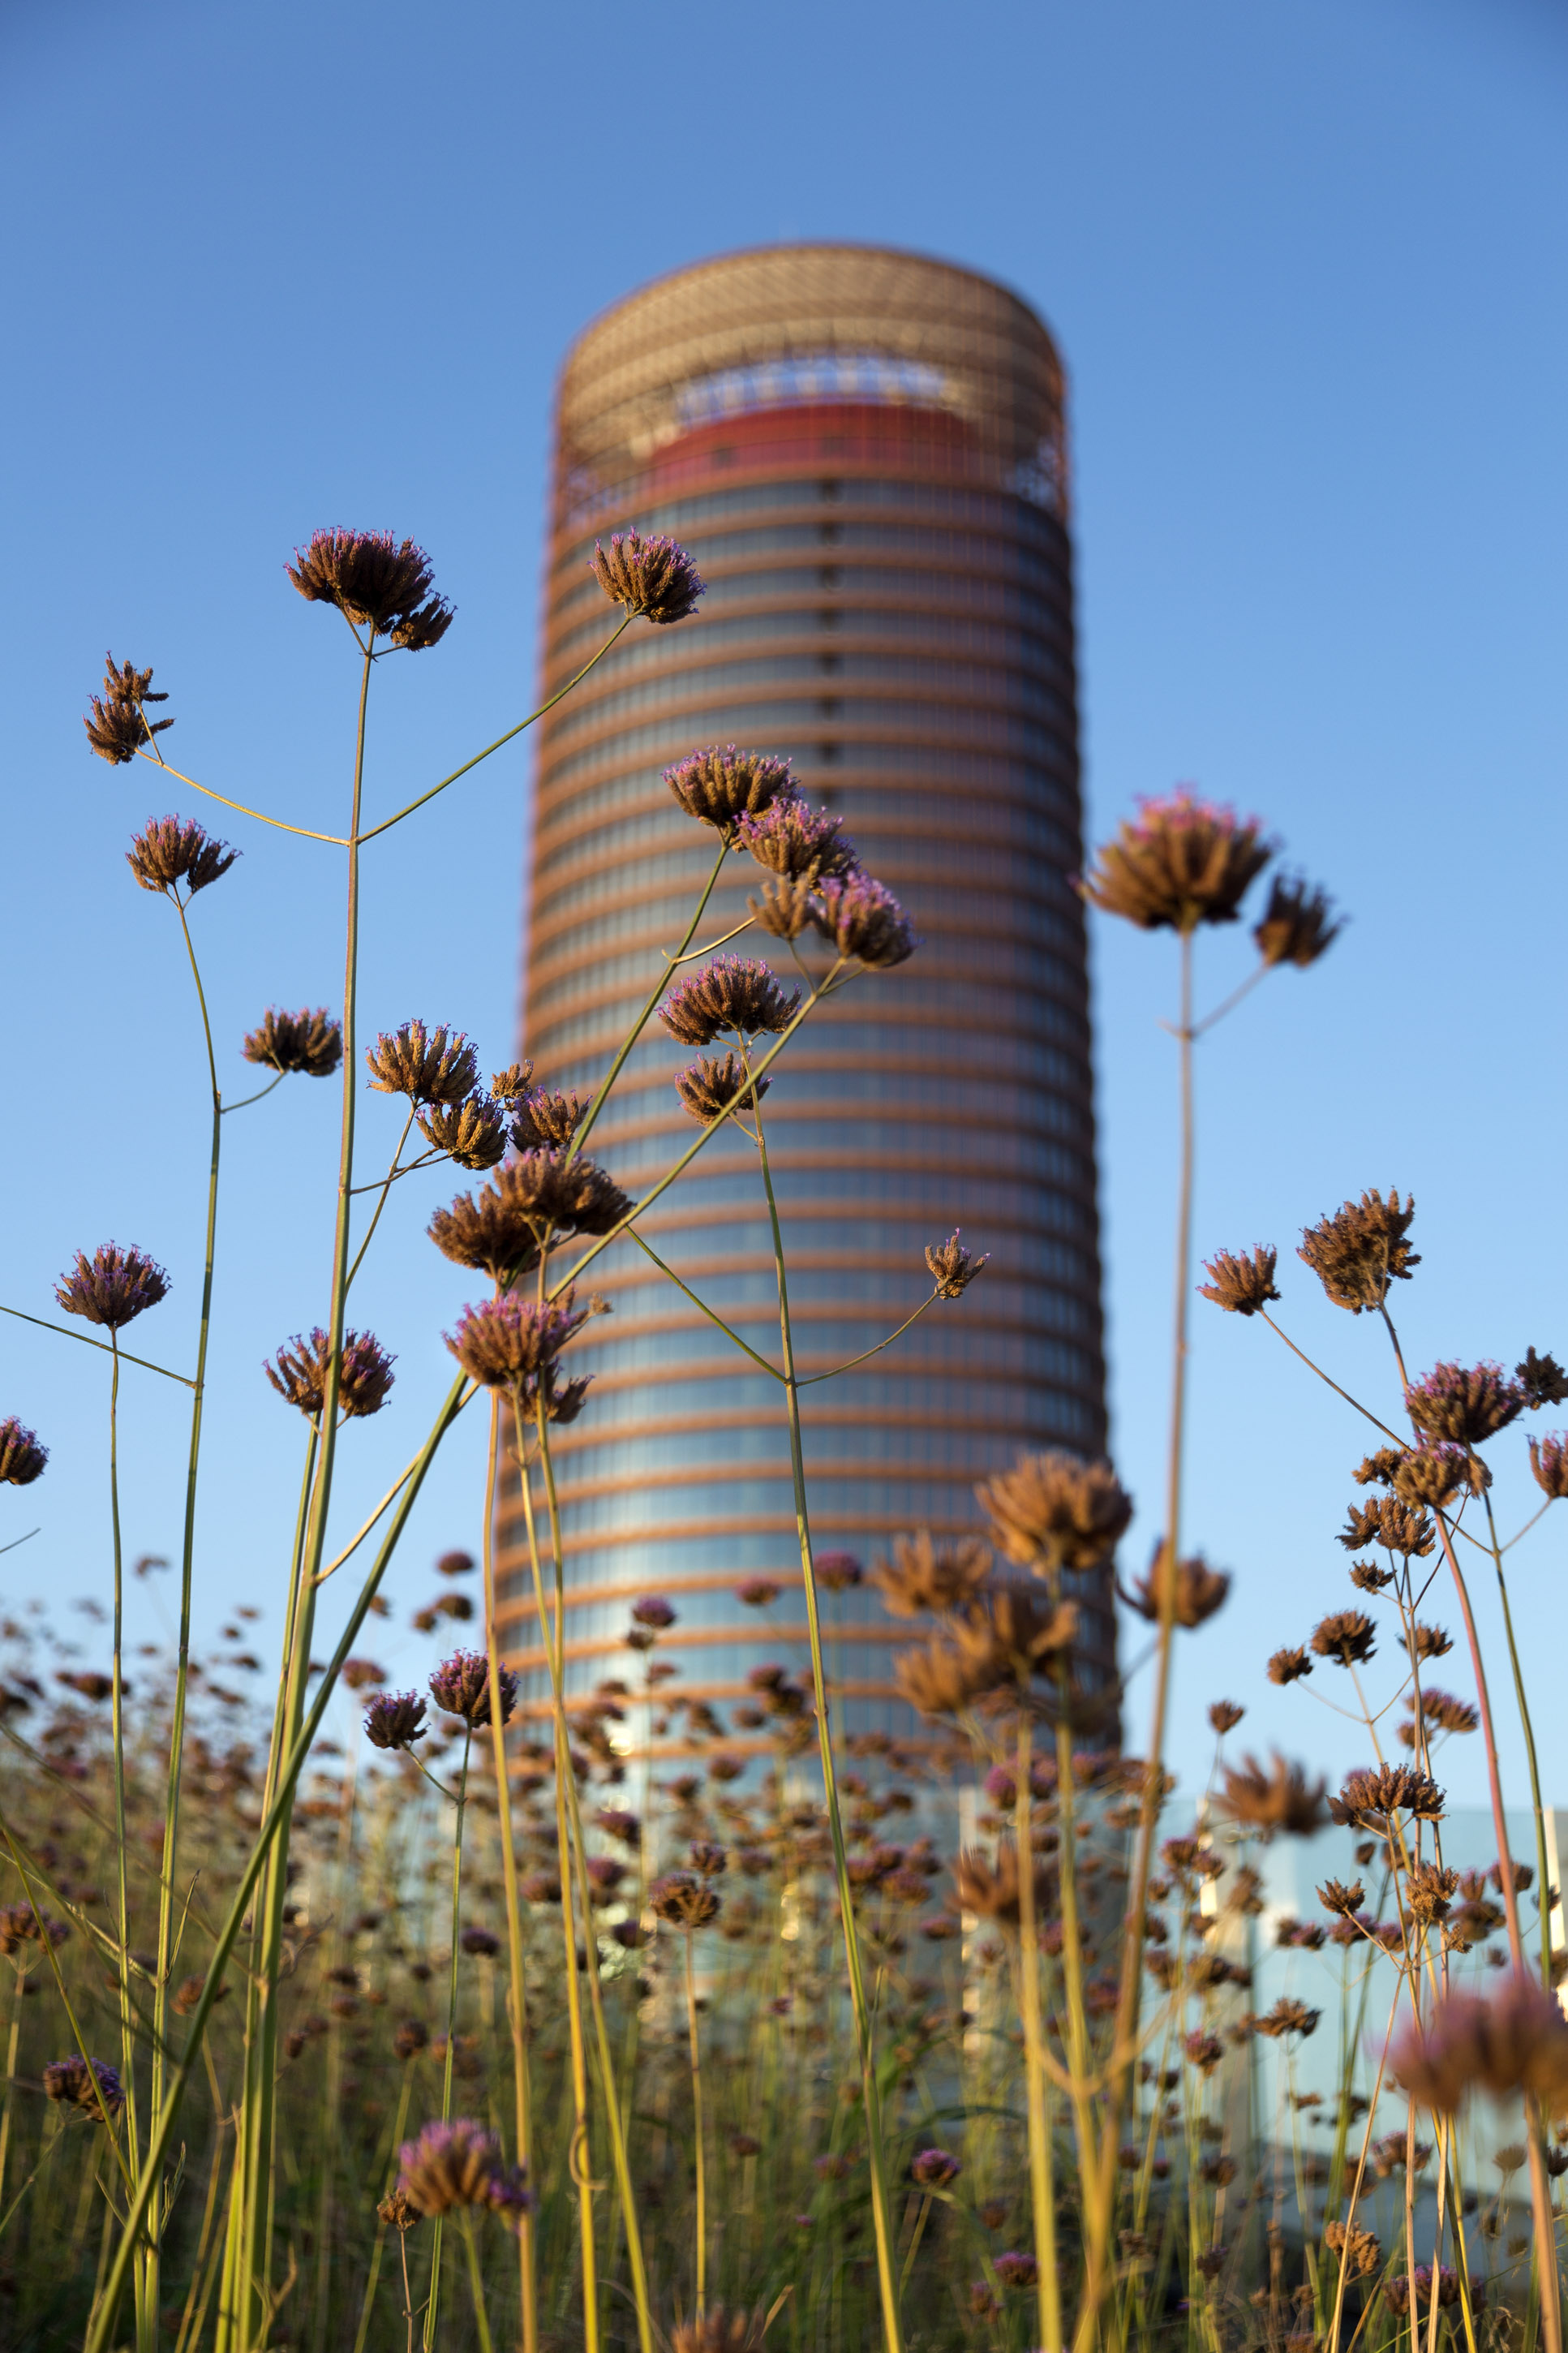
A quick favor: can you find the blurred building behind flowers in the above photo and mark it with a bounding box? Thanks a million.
[499,243,1112,1750]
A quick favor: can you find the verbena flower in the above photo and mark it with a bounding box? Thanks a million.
[1298,1188,1419,1313]
[1331,1762,1445,1830]
[1216,1752,1327,1837]
[126,816,238,900]
[1309,1609,1377,1667]
[429,1649,517,1729]
[428,1154,627,1276]
[288,529,453,646]
[1390,1444,1469,1511]
[668,2306,768,2353]
[666,742,794,829]
[1528,1433,1568,1499]
[949,1843,1051,1929]
[1252,874,1342,967]
[675,1054,768,1123]
[43,2054,123,2119]
[459,1925,500,1957]
[1516,1347,1568,1409]
[926,1231,988,1297]
[1080,790,1271,931]
[659,957,801,1046]
[589,531,704,626]
[508,1086,590,1151]
[56,1243,169,1330]
[1197,1245,1279,1315]
[264,1327,395,1420]
[1391,1973,1568,2113]
[415,1093,509,1171]
[630,1595,676,1629]
[815,1550,861,1591]
[812,872,915,968]
[1208,1700,1244,1732]
[242,1007,342,1078]
[870,1532,990,1619]
[748,873,818,940]
[0,1417,47,1486]
[1405,1360,1525,1447]
[366,1021,479,1106]
[445,1291,593,1397]
[1121,1552,1230,1629]
[910,2147,960,2187]
[734,798,856,880]
[363,1690,427,1750]
[488,1060,534,1106]
[977,1449,1132,1572]
[396,2118,532,2221]
[84,652,173,764]
[648,1871,721,1929]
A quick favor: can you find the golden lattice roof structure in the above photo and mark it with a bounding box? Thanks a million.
[555,242,1068,510]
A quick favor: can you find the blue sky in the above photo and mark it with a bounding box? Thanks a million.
[2,0,1566,1815]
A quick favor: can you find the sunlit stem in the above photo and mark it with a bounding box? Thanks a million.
[480,1393,539,2353]
[1014,1710,1060,2353]
[750,1090,905,2353]
[1480,1483,1553,1984]
[682,1930,708,2315]
[423,1724,472,2351]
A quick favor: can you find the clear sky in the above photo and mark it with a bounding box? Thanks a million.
[2,0,1566,1817]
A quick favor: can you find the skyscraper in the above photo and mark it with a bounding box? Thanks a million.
[498,243,1110,1749]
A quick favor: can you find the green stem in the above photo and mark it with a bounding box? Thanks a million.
[1015,1710,1060,2353]
[345,1104,419,1296]
[82,1370,470,2353]
[480,1394,538,2353]
[459,2209,496,2353]
[0,1303,193,1384]
[795,1292,941,1384]
[751,1091,904,2353]
[423,1726,472,2351]
[568,836,731,1164]
[1480,1483,1553,1984]
[625,1228,782,1376]
[683,1931,707,2316]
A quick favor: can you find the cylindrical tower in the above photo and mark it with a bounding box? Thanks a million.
[499,243,1110,1749]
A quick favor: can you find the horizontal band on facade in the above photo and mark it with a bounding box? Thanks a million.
[531,762,1083,852]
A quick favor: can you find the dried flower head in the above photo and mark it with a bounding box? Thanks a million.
[429,1154,628,1276]
[1354,1446,1407,1487]
[911,2147,961,2188]
[1309,1610,1377,1667]
[648,1872,721,1930]
[1217,1753,1328,1838]
[675,1054,769,1123]
[1333,1763,1445,1830]
[1323,2220,1381,2279]
[288,530,453,643]
[43,2054,123,2119]
[1208,1700,1244,1733]
[459,1925,500,1957]
[1080,791,1271,932]
[1517,1347,1568,1410]
[665,742,794,830]
[977,1449,1132,1573]
[894,1635,981,1719]
[950,1589,1079,1689]
[264,1327,395,1420]
[84,652,173,763]
[1390,1445,1468,1512]
[509,1087,591,1151]
[127,816,238,900]
[397,2118,531,2220]
[56,1243,169,1331]
[659,957,801,1045]
[1317,1878,1366,1917]
[415,1094,509,1172]
[750,873,821,941]
[1267,1645,1312,1685]
[243,1007,342,1078]
[812,872,916,968]
[668,2307,769,2353]
[1198,1245,1280,1315]
[1252,874,1342,968]
[366,1022,479,1107]
[1404,1863,1461,1924]
[926,1230,989,1298]
[589,530,705,626]
[488,1062,534,1106]
[363,1691,427,1751]
[429,1650,517,1730]
[735,797,857,880]
[1392,1974,1568,2113]
[1122,1552,1231,1630]
[1406,1360,1524,1448]
[0,1417,47,1486]
[1412,1621,1453,1661]
[993,2252,1039,2290]
[1407,1688,1478,1736]
[872,1532,991,1619]
[951,1843,1052,1930]
[1299,1189,1418,1313]
[377,2189,419,2231]
[736,1578,779,1610]
[0,1905,66,1956]
[445,1290,592,1398]
[631,1595,677,1629]
[815,1550,862,1591]
[1528,1434,1568,1500]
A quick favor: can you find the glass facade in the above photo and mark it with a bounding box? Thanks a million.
[501,244,1110,1753]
